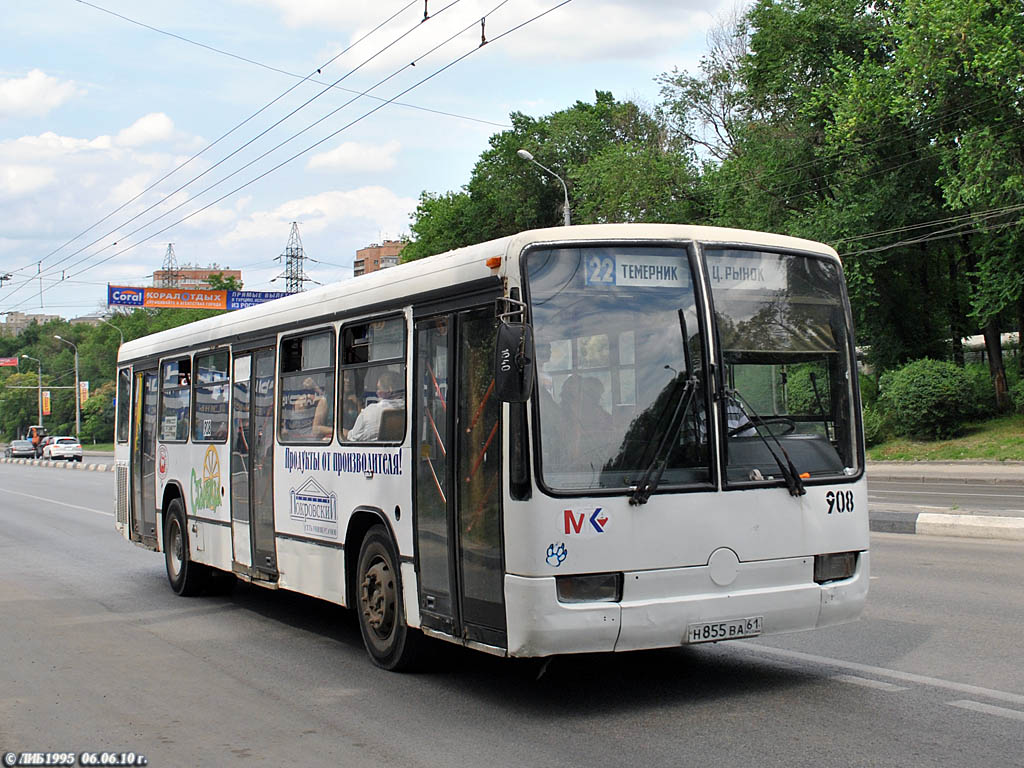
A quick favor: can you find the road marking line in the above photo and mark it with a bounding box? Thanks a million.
[948,700,1024,722]
[869,489,1024,499]
[832,674,907,691]
[734,642,1024,707]
[0,485,113,517]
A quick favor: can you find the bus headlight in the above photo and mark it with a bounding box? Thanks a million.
[556,572,623,603]
[813,552,859,584]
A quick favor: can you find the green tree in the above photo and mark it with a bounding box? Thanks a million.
[890,0,1024,408]
[404,92,703,261]
[81,380,116,444]
[205,272,242,291]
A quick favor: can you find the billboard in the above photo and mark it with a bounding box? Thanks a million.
[42,391,51,416]
[0,357,19,367]
[108,286,289,310]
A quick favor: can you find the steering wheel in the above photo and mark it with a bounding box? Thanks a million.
[728,417,796,438]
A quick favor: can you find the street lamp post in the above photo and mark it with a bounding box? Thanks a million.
[21,354,42,426]
[516,149,571,226]
[97,316,124,346]
[54,335,80,437]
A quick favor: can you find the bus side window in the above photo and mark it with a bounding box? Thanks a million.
[193,350,230,443]
[339,316,406,443]
[160,357,191,442]
[279,330,335,444]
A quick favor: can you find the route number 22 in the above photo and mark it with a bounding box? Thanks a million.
[585,255,615,285]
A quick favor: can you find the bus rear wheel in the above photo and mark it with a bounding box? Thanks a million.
[356,526,421,671]
[164,498,209,596]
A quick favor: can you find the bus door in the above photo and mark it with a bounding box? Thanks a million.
[230,345,278,579]
[130,368,159,547]
[414,306,506,648]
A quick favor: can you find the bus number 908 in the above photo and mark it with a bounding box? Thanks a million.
[825,490,854,514]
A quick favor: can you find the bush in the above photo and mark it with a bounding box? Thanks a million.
[1011,379,1024,415]
[785,364,821,414]
[878,358,971,440]
[962,362,997,420]
[861,403,887,447]
[859,372,879,407]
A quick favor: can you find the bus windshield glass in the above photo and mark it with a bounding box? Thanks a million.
[526,245,711,493]
[704,247,858,482]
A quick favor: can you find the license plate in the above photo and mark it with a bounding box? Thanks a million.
[686,616,763,644]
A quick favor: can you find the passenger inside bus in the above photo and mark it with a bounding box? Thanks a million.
[347,370,404,442]
[291,376,332,442]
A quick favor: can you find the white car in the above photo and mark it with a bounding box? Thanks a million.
[43,436,83,462]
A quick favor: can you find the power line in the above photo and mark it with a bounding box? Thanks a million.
[4,0,574,312]
[17,0,479,291]
[73,0,511,129]
[0,0,422,289]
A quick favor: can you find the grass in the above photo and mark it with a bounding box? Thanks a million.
[84,442,115,452]
[867,414,1024,462]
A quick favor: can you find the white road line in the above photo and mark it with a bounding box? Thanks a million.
[948,700,1024,722]
[869,489,1024,499]
[735,642,1024,707]
[832,674,907,691]
[0,485,113,517]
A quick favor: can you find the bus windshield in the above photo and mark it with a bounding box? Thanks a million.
[704,247,858,483]
[526,245,711,493]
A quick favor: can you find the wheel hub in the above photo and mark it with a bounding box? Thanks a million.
[361,559,395,637]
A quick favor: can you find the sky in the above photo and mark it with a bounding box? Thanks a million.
[1,0,735,319]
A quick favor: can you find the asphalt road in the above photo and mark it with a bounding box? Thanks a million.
[1,464,1022,767]
[868,477,1024,515]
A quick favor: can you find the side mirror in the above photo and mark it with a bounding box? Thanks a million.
[494,322,535,403]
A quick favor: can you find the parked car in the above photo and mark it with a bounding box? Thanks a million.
[43,436,83,462]
[4,439,36,458]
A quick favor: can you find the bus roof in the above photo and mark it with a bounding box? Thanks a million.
[117,223,837,364]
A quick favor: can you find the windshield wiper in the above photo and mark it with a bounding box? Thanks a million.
[729,388,806,497]
[629,374,699,506]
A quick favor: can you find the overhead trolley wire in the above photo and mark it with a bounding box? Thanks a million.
[73,0,510,128]
[5,0,575,311]
[0,0,450,306]
[25,0,481,287]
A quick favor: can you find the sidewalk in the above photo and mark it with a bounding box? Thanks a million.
[867,460,1024,541]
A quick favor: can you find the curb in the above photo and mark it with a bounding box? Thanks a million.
[867,462,1024,486]
[869,507,1024,541]
[868,472,1024,486]
[0,456,116,472]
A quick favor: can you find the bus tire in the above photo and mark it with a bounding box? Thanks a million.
[355,525,421,671]
[164,498,208,596]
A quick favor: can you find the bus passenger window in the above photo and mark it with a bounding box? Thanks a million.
[340,316,406,443]
[279,330,335,444]
[193,350,230,443]
[159,357,191,442]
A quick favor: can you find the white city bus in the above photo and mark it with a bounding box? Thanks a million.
[113,224,869,669]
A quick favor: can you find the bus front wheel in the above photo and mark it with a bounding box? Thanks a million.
[164,498,209,596]
[355,526,421,671]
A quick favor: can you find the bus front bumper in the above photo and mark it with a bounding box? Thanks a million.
[504,551,869,658]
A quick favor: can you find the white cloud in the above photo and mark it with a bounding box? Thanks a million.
[116,113,176,147]
[221,186,417,245]
[307,140,401,172]
[0,165,56,197]
[0,69,80,118]
[246,0,727,70]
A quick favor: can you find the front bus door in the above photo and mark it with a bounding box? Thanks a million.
[414,306,506,649]
[130,369,159,547]
[230,345,278,579]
